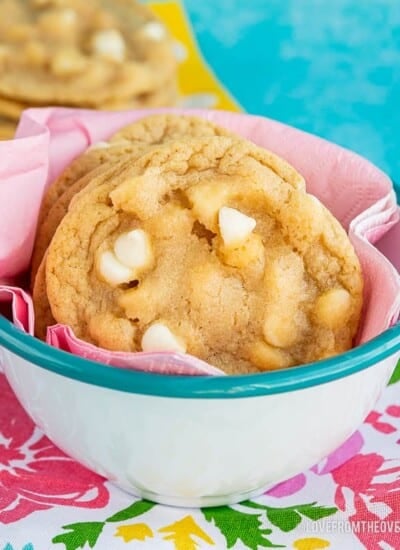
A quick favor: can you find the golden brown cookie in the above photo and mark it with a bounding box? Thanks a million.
[101,78,178,110]
[0,117,16,139]
[32,114,239,336]
[38,116,235,221]
[31,115,236,282]
[33,159,138,339]
[0,96,27,121]
[37,115,235,224]
[44,136,363,374]
[111,115,306,192]
[32,252,57,339]
[0,76,177,120]
[31,144,146,285]
[0,0,177,106]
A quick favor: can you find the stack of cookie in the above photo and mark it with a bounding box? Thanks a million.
[31,114,363,375]
[0,0,178,139]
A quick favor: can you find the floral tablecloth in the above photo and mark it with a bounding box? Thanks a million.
[2,1,400,549]
[1,366,400,550]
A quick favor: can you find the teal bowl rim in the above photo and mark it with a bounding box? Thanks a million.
[0,185,399,399]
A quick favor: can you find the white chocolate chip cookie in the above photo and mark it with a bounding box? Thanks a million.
[43,136,363,374]
[0,0,177,106]
[31,114,237,284]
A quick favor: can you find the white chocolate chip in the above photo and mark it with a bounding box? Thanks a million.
[263,314,299,348]
[87,141,110,151]
[180,93,218,109]
[218,206,256,247]
[91,29,126,62]
[50,48,87,76]
[97,251,134,286]
[0,45,10,58]
[172,40,187,61]
[113,229,152,270]
[60,8,77,25]
[141,323,186,353]
[141,21,166,41]
[248,341,292,370]
[314,288,352,329]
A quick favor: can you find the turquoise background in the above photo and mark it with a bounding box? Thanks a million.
[183,0,400,183]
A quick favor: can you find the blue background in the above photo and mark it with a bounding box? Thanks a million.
[183,0,400,183]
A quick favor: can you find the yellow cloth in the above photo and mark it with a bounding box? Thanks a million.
[150,1,241,112]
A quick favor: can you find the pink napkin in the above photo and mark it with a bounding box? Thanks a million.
[0,107,399,375]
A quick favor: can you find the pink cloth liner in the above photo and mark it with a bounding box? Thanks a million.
[0,107,399,375]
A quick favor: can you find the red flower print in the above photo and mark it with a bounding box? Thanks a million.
[365,411,396,434]
[386,405,400,418]
[332,453,400,549]
[0,374,109,524]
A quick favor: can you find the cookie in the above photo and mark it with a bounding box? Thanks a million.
[111,117,306,193]
[31,115,236,282]
[0,0,177,106]
[33,160,137,339]
[101,78,178,110]
[43,136,363,374]
[0,76,177,122]
[31,144,147,287]
[36,115,236,227]
[32,114,238,336]
[32,252,57,340]
[0,96,26,121]
[0,117,16,139]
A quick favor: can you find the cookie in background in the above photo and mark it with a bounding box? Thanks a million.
[0,0,178,137]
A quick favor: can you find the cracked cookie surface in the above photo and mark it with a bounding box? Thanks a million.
[31,114,236,282]
[32,114,240,337]
[43,136,363,374]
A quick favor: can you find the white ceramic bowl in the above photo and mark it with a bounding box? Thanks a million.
[0,315,399,507]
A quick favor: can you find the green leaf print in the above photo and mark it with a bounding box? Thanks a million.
[52,499,155,549]
[242,501,338,532]
[105,500,155,523]
[265,508,302,532]
[202,506,284,549]
[295,503,338,521]
[389,360,400,385]
[52,521,104,550]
